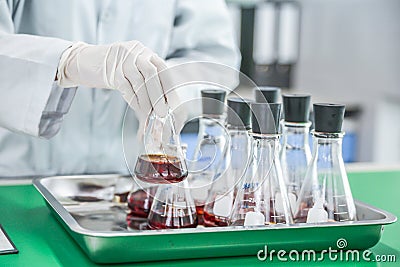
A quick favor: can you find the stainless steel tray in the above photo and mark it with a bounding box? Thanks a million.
[33,175,397,264]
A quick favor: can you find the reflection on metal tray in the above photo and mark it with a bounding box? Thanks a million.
[33,175,396,264]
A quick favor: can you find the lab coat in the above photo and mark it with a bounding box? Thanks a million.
[0,0,240,177]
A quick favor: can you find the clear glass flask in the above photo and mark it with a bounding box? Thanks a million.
[188,89,228,224]
[230,103,293,226]
[295,104,357,223]
[280,94,312,212]
[134,109,188,184]
[147,179,197,229]
[203,98,252,227]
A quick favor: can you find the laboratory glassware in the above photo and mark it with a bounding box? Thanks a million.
[125,179,157,230]
[254,86,281,103]
[188,89,228,224]
[203,98,252,227]
[127,181,158,218]
[147,179,197,229]
[295,103,357,223]
[230,103,293,226]
[280,94,312,211]
[134,109,188,184]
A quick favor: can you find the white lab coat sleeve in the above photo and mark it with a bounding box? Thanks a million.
[166,0,241,115]
[167,0,241,70]
[0,0,75,138]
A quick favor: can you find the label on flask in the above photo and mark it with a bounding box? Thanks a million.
[213,194,233,217]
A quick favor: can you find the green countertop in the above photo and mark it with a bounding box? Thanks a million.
[0,170,399,266]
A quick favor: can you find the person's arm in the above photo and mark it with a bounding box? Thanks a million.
[0,0,75,138]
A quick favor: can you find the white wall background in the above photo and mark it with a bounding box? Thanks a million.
[228,0,400,162]
[293,0,400,162]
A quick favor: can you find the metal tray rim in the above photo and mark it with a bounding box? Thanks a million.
[33,175,397,238]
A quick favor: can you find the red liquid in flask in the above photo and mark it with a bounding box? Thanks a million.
[135,154,187,184]
[195,205,205,225]
[147,211,198,230]
[127,189,155,218]
[203,211,229,227]
[126,212,148,230]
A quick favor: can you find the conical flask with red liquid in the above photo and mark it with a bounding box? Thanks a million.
[134,109,188,184]
[147,179,197,229]
[203,98,252,227]
[126,178,158,230]
[294,104,357,224]
[230,103,293,226]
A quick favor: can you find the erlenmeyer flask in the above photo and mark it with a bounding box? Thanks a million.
[134,109,188,184]
[147,179,197,229]
[295,104,357,223]
[280,94,312,212]
[188,89,228,224]
[203,98,252,227]
[127,181,158,218]
[230,103,293,226]
[254,87,281,103]
[126,179,157,230]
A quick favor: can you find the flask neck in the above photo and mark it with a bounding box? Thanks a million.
[229,127,251,170]
[251,134,280,161]
[312,131,344,163]
[198,115,226,138]
[144,110,179,152]
[282,121,311,149]
[246,134,282,188]
[228,126,250,136]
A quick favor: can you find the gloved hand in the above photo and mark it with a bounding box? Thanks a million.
[57,41,176,119]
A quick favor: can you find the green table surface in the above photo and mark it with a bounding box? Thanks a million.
[0,170,399,267]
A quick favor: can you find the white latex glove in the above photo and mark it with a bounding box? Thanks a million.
[57,41,175,119]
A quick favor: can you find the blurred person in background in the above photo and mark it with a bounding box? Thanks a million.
[0,0,240,177]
